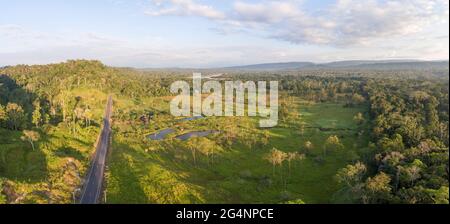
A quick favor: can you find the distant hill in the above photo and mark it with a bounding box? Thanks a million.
[322,60,449,70]
[222,62,316,70]
[220,60,449,71]
[321,60,421,67]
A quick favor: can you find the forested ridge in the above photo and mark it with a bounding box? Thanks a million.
[0,60,448,204]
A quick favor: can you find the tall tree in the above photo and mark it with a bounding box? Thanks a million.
[353,112,365,125]
[323,135,344,156]
[286,152,305,177]
[425,96,439,136]
[352,93,366,105]
[59,91,70,122]
[266,148,287,186]
[0,104,6,124]
[186,138,199,166]
[363,172,392,204]
[21,130,40,151]
[32,100,42,127]
[336,162,367,187]
[84,107,93,127]
[304,141,313,155]
[6,103,25,130]
[74,107,85,124]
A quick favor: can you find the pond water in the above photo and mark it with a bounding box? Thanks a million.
[147,128,175,140]
[147,116,213,141]
[175,130,219,141]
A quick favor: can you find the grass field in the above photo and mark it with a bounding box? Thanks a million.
[0,125,100,203]
[106,98,369,204]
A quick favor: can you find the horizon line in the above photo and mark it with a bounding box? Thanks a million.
[1,58,449,70]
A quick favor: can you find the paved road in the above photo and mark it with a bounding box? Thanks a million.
[80,96,113,204]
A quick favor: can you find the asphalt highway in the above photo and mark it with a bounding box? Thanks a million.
[79,96,113,204]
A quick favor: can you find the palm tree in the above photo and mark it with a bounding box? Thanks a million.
[286,152,305,177]
[21,130,40,151]
[266,148,290,188]
[266,148,287,177]
[304,141,313,155]
[323,135,343,156]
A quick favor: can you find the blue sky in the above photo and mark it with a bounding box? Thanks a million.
[1,0,448,68]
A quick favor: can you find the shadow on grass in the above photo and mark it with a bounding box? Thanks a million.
[0,136,49,184]
[54,146,85,161]
[106,142,148,204]
[107,138,212,204]
[0,74,50,183]
[140,140,254,203]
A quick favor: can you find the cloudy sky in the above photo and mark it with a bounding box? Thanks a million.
[1,0,448,68]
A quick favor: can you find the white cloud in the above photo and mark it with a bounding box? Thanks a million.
[145,0,225,20]
[320,0,448,45]
[1,1,448,67]
[146,0,449,46]
[232,1,300,23]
